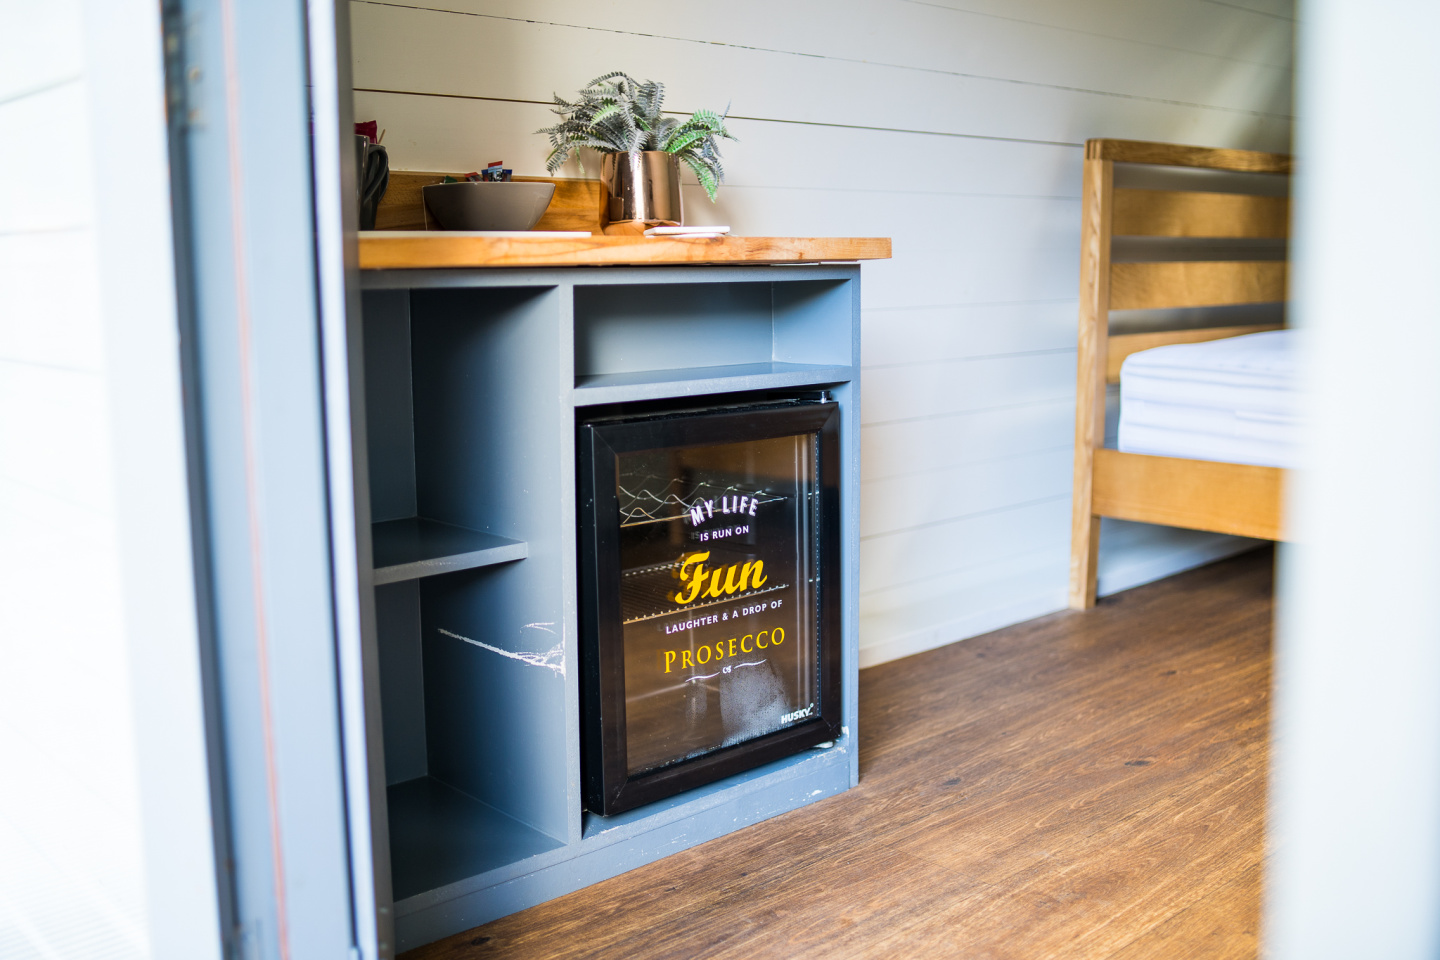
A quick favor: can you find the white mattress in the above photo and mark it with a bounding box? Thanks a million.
[1116,329,1299,469]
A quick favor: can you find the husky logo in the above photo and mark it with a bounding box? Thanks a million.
[781,703,816,724]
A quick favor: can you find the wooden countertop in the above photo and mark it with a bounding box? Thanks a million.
[357,232,892,270]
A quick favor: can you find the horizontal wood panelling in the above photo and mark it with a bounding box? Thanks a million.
[1093,448,1285,540]
[0,2,81,101]
[352,100,1088,305]
[1110,260,1288,309]
[861,446,1072,538]
[1212,0,1294,18]
[852,526,1261,662]
[863,518,1254,641]
[859,553,1069,665]
[1096,516,1261,597]
[860,543,1065,617]
[524,177,1080,310]
[7,7,226,957]
[860,497,1071,595]
[862,351,1077,424]
[370,0,1295,69]
[858,521,1244,667]
[860,398,1074,483]
[1106,323,1285,382]
[1113,188,1289,237]
[0,361,112,511]
[858,517,1252,659]
[861,300,1078,367]
[352,92,558,179]
[0,83,93,232]
[872,0,1294,64]
[353,0,1293,663]
[349,3,1293,149]
[1088,137,1292,172]
[680,187,1082,309]
[0,231,103,372]
[353,89,1087,194]
[355,0,1292,115]
[1,476,134,787]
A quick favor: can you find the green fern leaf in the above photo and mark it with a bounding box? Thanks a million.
[679,154,719,202]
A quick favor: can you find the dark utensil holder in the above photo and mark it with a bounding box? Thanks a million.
[355,134,390,230]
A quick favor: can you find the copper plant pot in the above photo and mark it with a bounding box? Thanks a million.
[602,151,682,231]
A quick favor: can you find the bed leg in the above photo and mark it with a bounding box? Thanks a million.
[1069,512,1100,609]
[1069,152,1112,611]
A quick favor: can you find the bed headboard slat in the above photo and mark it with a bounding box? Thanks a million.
[1086,139,1292,174]
[1113,189,1289,239]
[1109,261,1288,311]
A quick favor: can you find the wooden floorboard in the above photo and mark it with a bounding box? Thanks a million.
[404,548,1273,960]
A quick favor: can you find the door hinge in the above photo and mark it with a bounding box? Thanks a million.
[161,3,204,129]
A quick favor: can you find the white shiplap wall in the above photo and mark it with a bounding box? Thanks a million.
[0,2,219,958]
[0,3,151,957]
[350,0,1294,665]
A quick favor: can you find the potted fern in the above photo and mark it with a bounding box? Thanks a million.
[537,72,735,232]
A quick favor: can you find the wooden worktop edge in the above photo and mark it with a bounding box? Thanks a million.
[357,234,892,270]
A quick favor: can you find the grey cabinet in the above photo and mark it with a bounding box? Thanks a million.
[355,265,863,952]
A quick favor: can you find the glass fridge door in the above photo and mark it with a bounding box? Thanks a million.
[579,399,842,815]
[615,432,820,776]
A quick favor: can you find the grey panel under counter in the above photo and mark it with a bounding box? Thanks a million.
[372,517,528,585]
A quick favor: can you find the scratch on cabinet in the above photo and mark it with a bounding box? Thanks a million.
[438,623,566,677]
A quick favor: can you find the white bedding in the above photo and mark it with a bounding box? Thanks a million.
[1116,329,1299,469]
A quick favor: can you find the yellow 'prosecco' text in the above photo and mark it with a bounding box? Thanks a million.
[661,627,785,673]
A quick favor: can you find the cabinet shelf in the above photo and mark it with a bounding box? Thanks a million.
[387,776,564,902]
[372,517,527,585]
[573,361,852,406]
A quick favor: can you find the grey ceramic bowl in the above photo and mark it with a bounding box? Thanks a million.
[421,181,556,231]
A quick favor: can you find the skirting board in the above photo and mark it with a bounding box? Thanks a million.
[857,526,1264,668]
[859,592,1062,668]
[1096,520,1264,597]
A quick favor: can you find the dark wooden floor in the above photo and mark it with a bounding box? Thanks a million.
[407,548,1273,960]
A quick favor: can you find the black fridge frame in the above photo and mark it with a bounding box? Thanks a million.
[578,398,844,816]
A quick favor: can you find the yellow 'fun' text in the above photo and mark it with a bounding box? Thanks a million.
[670,551,767,605]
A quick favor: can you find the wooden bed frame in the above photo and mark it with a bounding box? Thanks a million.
[1069,139,1292,610]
